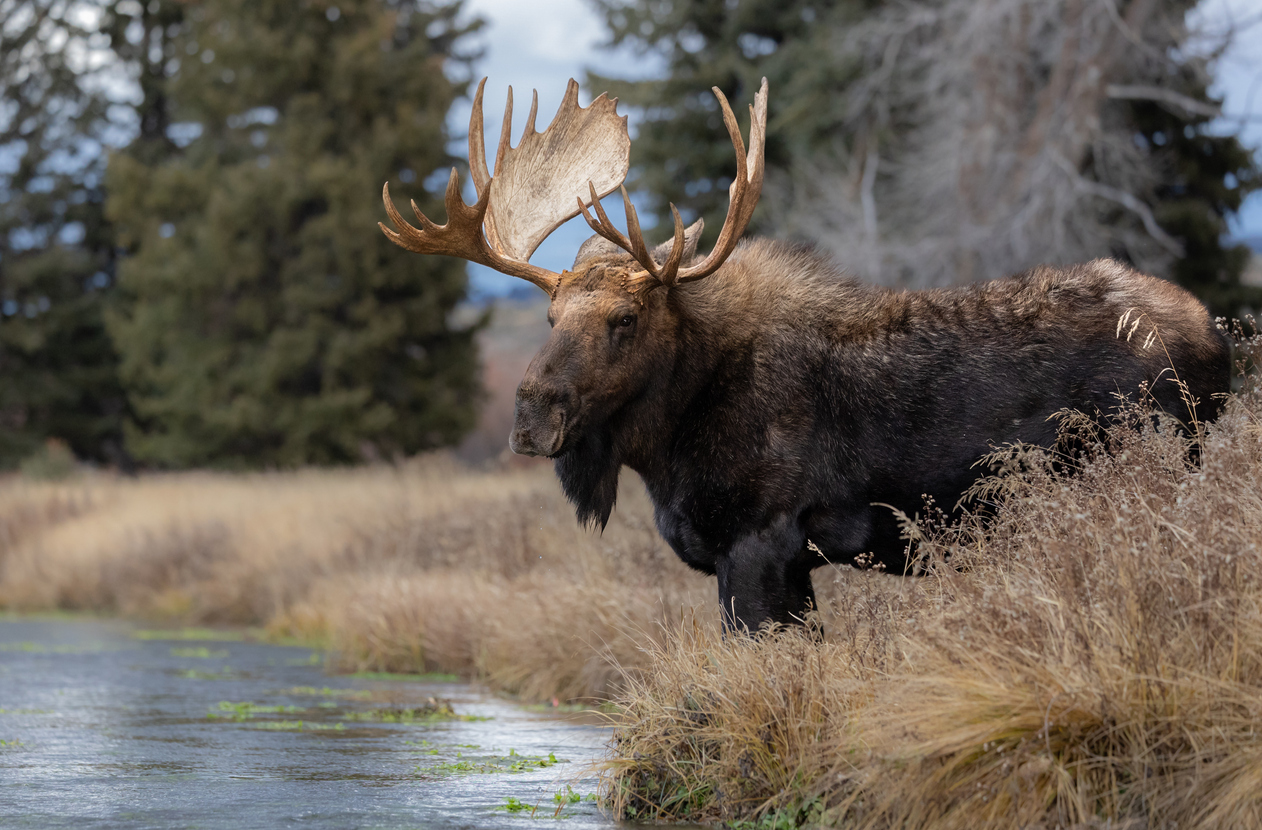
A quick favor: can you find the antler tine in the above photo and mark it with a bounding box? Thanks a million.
[671,77,768,285]
[656,204,687,286]
[379,179,560,296]
[468,79,491,196]
[523,89,540,137]
[578,182,628,247]
[618,186,661,277]
[467,79,508,256]
[383,76,630,296]
[577,183,669,279]
[493,86,514,176]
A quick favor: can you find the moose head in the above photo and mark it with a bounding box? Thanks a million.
[379,78,768,461]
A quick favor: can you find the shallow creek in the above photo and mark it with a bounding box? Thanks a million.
[0,617,632,829]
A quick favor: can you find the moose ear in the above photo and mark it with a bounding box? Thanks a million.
[573,234,630,268]
[651,218,704,266]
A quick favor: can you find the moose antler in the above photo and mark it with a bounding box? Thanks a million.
[579,78,768,296]
[379,78,631,296]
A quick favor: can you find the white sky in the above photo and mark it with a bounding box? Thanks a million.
[457,0,1262,296]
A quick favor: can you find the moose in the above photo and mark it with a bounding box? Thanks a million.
[380,79,1231,633]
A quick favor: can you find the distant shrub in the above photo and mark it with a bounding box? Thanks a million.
[19,439,77,481]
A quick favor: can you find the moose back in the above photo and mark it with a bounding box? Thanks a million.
[380,79,1231,632]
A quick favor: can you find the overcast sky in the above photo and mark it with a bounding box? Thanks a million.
[456,0,1262,295]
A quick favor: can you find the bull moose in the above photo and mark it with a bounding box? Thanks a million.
[380,79,1231,632]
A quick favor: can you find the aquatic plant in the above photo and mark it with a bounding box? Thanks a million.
[416,748,566,777]
[208,701,304,721]
[170,647,229,659]
[276,686,373,700]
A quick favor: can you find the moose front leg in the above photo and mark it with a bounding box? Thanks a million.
[715,517,817,634]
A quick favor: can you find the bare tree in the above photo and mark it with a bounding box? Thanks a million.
[767,0,1249,288]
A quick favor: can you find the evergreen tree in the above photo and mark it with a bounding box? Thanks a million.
[98,0,186,161]
[106,0,483,467]
[589,0,877,246]
[0,0,127,467]
[1126,76,1262,318]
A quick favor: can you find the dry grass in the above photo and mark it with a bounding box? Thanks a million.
[601,325,1262,828]
[0,455,710,702]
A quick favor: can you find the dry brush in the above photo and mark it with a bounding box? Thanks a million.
[601,326,1262,828]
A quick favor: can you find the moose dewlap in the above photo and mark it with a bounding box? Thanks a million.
[380,78,1231,633]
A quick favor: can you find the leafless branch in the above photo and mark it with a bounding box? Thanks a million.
[1105,84,1221,118]
[766,0,1226,289]
[1051,152,1185,257]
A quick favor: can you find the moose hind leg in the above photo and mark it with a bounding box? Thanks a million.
[716,519,816,633]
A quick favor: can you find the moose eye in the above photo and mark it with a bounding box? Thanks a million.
[617,314,635,327]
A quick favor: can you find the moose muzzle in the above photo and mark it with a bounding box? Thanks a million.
[509,381,571,457]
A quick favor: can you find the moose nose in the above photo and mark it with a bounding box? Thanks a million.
[510,382,571,457]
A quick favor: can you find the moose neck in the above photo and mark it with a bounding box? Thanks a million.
[618,277,758,472]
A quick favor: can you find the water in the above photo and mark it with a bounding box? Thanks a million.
[0,617,626,829]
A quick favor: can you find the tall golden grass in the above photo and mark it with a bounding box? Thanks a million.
[0,457,710,701]
[601,328,1262,828]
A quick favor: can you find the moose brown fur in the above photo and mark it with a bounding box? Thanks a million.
[511,234,1230,631]
[381,79,1231,632]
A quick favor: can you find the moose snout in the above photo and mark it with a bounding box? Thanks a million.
[509,382,572,457]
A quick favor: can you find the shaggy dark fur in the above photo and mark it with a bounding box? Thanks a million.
[510,236,1231,632]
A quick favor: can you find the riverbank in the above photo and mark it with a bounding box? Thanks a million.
[0,457,711,703]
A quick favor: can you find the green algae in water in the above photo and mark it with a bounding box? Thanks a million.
[170,647,229,659]
[497,787,590,819]
[416,748,567,777]
[344,698,487,724]
[208,701,304,721]
[207,697,481,728]
[206,701,345,732]
[284,653,322,666]
[178,666,244,680]
[274,686,373,700]
[500,796,533,814]
[251,720,347,732]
